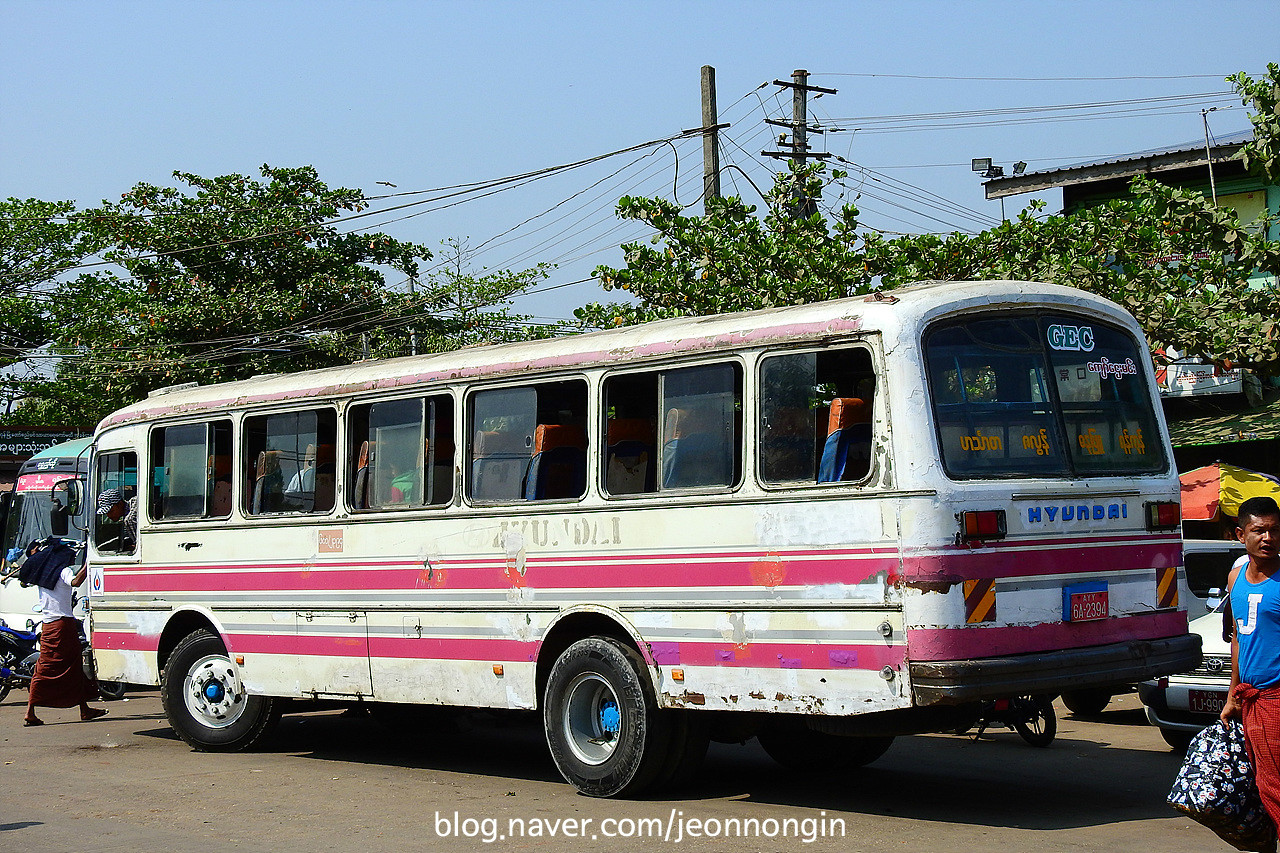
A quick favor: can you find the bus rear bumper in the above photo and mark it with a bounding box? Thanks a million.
[908,632,1202,706]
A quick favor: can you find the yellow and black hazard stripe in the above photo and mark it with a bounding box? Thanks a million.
[1156,565,1179,609]
[964,578,996,624]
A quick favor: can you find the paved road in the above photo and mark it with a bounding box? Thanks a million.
[1,689,1217,852]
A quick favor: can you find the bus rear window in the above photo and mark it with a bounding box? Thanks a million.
[925,313,1165,479]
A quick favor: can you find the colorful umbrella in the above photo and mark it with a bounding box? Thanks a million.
[1179,462,1280,521]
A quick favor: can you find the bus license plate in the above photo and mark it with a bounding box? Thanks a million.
[1068,589,1109,622]
[1189,689,1228,715]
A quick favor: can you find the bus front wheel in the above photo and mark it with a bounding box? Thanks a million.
[161,629,279,751]
[543,637,672,798]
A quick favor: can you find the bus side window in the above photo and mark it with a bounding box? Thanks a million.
[661,363,742,491]
[348,395,454,511]
[243,409,337,516]
[468,380,587,503]
[151,421,233,520]
[603,362,741,494]
[760,348,876,485]
[94,451,139,555]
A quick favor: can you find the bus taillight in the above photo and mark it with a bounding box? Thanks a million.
[1144,501,1180,531]
[961,510,1006,541]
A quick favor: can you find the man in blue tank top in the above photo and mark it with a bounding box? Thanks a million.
[1221,495,1280,825]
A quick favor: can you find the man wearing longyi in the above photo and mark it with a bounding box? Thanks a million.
[1222,495,1280,824]
[19,538,107,727]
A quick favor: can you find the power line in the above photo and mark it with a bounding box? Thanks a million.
[813,72,1243,82]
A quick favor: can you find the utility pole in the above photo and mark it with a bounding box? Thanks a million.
[701,65,721,208]
[1202,107,1219,206]
[408,274,418,356]
[762,69,837,217]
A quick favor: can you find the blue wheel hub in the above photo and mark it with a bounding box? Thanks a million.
[599,700,620,734]
[203,680,226,703]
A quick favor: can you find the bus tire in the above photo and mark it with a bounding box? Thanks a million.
[758,725,894,771]
[161,629,279,752]
[543,637,672,798]
[652,709,710,792]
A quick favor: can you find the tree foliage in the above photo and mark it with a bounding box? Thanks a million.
[20,165,438,426]
[584,66,1280,374]
[412,238,559,351]
[0,197,100,399]
[1230,62,1280,184]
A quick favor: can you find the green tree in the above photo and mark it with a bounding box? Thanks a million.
[582,66,1280,374]
[582,166,871,327]
[1230,62,1280,184]
[0,197,100,413]
[412,238,560,351]
[18,165,437,426]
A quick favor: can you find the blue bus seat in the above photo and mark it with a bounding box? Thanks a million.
[523,424,587,500]
[818,397,871,482]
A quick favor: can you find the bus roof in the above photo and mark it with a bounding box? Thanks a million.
[96,280,1137,432]
[24,435,92,462]
[17,435,92,477]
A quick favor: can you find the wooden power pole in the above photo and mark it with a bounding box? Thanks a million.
[762,69,837,217]
[701,65,721,208]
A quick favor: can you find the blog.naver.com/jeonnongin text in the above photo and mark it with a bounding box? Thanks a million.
[434,809,846,844]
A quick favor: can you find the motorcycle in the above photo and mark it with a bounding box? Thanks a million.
[0,620,41,704]
[0,616,127,703]
[956,694,1057,747]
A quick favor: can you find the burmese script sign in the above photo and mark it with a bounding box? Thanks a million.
[0,428,86,461]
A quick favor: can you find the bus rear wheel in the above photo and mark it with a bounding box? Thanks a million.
[758,724,894,771]
[1061,688,1112,716]
[543,637,673,798]
[161,629,278,751]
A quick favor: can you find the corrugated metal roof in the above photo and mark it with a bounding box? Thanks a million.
[1010,129,1253,182]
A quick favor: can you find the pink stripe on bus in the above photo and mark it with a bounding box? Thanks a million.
[104,549,901,594]
[104,535,1176,595]
[94,628,905,673]
[906,609,1189,661]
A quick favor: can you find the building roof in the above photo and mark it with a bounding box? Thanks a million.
[985,129,1255,199]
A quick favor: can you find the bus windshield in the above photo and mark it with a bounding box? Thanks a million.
[3,475,90,568]
[926,312,1166,479]
[3,491,55,559]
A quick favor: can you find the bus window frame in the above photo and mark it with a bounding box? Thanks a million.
[346,390,459,514]
[923,310,1169,481]
[599,356,746,500]
[755,342,880,491]
[92,449,140,556]
[240,404,340,518]
[148,418,235,523]
[463,374,591,507]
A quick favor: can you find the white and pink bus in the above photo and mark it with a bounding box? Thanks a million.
[85,280,1198,796]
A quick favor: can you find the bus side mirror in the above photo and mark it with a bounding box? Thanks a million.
[49,478,84,538]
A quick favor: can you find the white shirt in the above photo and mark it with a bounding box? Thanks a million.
[38,565,78,623]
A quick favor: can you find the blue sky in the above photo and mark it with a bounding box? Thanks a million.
[2,1,1273,321]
